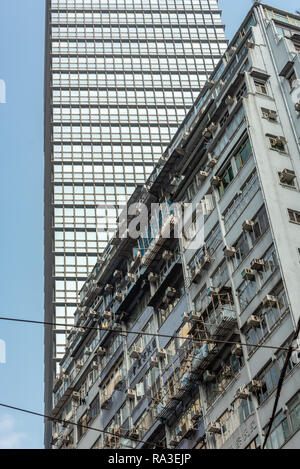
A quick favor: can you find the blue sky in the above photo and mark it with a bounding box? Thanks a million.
[0,0,299,450]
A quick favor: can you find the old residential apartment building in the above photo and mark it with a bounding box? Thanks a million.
[50,4,300,449]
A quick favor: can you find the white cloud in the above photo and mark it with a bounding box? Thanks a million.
[0,414,26,449]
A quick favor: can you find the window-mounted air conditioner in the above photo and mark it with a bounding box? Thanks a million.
[242,268,256,281]
[223,245,237,258]
[250,258,265,271]
[242,220,254,232]
[207,422,221,434]
[247,315,261,328]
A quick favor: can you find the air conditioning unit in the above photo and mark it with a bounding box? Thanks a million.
[203,127,212,139]
[89,310,100,318]
[102,320,111,330]
[263,295,278,307]
[206,79,215,89]
[223,245,237,258]
[211,176,221,187]
[91,360,98,370]
[92,281,101,294]
[72,391,81,401]
[209,122,218,133]
[191,267,201,284]
[113,270,122,280]
[126,273,136,283]
[280,169,296,184]
[222,365,233,379]
[166,287,177,298]
[130,345,142,359]
[295,101,300,112]
[127,389,136,400]
[52,433,59,445]
[250,258,265,271]
[96,347,106,357]
[157,348,167,359]
[203,370,216,383]
[207,422,221,434]
[267,110,278,120]
[201,252,211,269]
[277,136,287,144]
[191,410,202,422]
[103,311,112,320]
[150,357,159,369]
[242,268,256,281]
[129,428,139,440]
[225,95,234,106]
[198,170,209,181]
[207,286,219,296]
[76,360,84,370]
[248,379,263,393]
[190,310,202,321]
[115,291,123,302]
[148,272,159,283]
[242,220,254,232]
[246,39,255,49]
[162,250,173,261]
[77,327,85,336]
[247,315,261,328]
[232,344,243,356]
[182,311,191,322]
[236,386,250,400]
[104,284,113,293]
[162,295,171,306]
[113,424,121,435]
[207,157,217,168]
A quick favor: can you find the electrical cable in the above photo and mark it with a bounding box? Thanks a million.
[262,317,300,449]
[0,403,165,450]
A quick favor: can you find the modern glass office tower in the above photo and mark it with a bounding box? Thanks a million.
[44,0,226,445]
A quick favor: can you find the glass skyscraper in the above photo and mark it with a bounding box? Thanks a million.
[44,0,226,444]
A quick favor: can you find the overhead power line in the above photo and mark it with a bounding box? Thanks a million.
[0,315,295,352]
[262,317,300,449]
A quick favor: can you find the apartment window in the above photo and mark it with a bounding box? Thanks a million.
[78,412,88,441]
[254,80,268,95]
[218,163,234,197]
[245,284,289,354]
[87,395,100,424]
[232,231,251,269]
[236,82,247,101]
[256,348,295,405]
[249,205,269,244]
[294,42,300,52]
[264,411,291,449]
[288,209,300,224]
[219,110,229,128]
[234,138,252,171]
